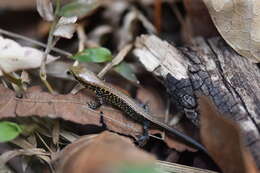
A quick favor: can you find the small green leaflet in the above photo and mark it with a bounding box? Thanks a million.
[72,47,112,63]
[0,121,22,142]
[114,62,139,84]
[59,0,101,17]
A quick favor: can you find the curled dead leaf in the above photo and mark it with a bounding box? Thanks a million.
[198,95,259,173]
[36,0,54,21]
[53,16,77,39]
[203,0,260,62]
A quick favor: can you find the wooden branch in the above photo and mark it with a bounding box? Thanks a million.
[134,35,260,167]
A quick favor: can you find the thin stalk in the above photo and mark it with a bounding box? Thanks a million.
[40,0,61,93]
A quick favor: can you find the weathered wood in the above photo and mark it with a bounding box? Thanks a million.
[134,35,260,167]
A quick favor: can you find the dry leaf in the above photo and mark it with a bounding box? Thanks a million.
[203,0,260,62]
[0,85,197,152]
[21,71,31,84]
[0,36,58,75]
[198,95,258,173]
[55,131,155,173]
[53,16,77,39]
[0,85,143,139]
[36,0,54,21]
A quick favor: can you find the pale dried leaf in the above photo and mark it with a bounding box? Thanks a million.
[21,71,30,84]
[203,0,260,62]
[53,16,77,39]
[36,0,54,21]
[0,36,58,75]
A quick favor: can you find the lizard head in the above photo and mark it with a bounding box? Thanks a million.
[69,65,102,85]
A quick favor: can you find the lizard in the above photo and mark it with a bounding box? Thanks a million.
[69,65,207,153]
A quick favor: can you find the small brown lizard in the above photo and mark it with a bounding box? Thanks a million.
[69,65,207,153]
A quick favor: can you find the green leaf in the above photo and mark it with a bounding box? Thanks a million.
[59,0,101,17]
[0,121,22,142]
[72,47,112,63]
[114,62,139,83]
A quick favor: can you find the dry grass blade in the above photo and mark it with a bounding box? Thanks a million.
[52,120,60,146]
[11,137,36,149]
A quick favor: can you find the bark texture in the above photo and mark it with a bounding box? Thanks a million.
[134,35,260,167]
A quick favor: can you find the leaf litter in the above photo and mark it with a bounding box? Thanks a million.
[0,0,259,172]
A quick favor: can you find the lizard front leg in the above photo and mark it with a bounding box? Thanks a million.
[87,94,105,110]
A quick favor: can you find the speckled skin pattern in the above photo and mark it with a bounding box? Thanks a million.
[73,73,143,122]
[69,66,207,153]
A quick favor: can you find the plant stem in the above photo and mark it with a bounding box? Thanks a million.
[40,0,61,94]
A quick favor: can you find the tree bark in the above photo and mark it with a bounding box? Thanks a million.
[134,35,260,167]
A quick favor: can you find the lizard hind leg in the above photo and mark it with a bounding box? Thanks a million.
[136,121,150,147]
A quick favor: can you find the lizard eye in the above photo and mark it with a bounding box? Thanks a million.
[66,70,72,76]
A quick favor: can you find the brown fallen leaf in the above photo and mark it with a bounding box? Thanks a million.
[203,0,260,62]
[55,131,156,173]
[0,84,196,152]
[0,85,142,137]
[198,95,259,173]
